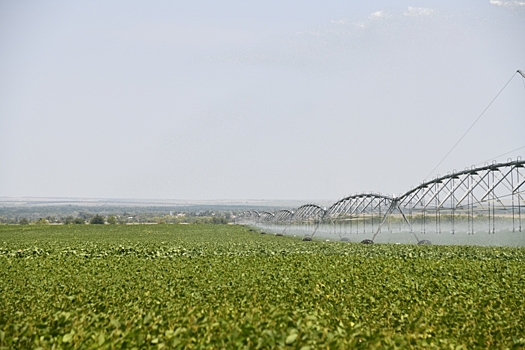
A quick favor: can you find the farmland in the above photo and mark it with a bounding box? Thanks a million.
[1,225,524,349]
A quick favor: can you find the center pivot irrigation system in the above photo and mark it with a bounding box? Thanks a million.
[238,70,525,244]
[237,158,525,244]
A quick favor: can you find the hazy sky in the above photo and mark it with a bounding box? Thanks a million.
[1,0,524,201]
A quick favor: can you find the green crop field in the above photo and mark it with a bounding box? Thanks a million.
[1,225,524,349]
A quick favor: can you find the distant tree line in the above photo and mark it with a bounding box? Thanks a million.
[0,211,234,225]
[0,203,255,226]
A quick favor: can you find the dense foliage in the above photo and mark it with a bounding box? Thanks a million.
[89,215,105,225]
[1,225,524,349]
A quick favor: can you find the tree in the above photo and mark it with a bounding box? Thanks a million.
[107,215,117,225]
[90,214,105,225]
[73,217,85,225]
[19,218,29,225]
[63,216,74,225]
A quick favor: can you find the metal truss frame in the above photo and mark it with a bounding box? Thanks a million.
[238,158,524,243]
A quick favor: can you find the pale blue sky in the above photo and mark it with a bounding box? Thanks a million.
[1,1,524,200]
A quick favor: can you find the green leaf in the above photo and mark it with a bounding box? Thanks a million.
[98,332,105,346]
[286,333,298,344]
[62,333,73,343]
